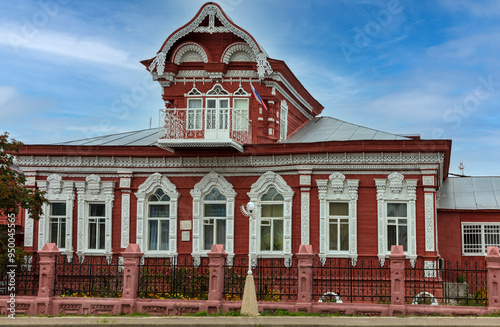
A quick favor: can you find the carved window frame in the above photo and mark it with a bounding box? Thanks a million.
[316,173,359,266]
[135,173,179,259]
[74,175,115,262]
[247,171,294,267]
[191,171,236,266]
[375,172,418,267]
[37,174,75,262]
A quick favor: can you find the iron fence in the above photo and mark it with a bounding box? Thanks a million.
[138,256,210,300]
[405,259,488,306]
[54,255,123,298]
[313,257,391,304]
[0,253,39,296]
[224,256,298,302]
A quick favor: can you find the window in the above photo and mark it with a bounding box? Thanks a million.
[203,188,227,250]
[147,188,170,251]
[88,203,106,250]
[387,203,408,252]
[206,98,229,130]
[49,202,66,249]
[233,98,249,130]
[260,187,284,252]
[187,98,203,130]
[463,223,500,255]
[280,100,288,140]
[328,202,349,252]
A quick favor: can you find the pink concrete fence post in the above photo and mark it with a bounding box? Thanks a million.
[295,244,314,312]
[120,243,143,314]
[36,243,60,315]
[389,245,406,316]
[206,244,227,313]
[486,246,500,309]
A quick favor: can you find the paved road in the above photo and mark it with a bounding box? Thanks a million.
[1,316,500,327]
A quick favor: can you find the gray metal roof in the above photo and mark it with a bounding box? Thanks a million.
[53,116,410,147]
[55,129,158,146]
[283,117,410,143]
[438,177,500,210]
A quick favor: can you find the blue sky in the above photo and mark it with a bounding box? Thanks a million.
[1,0,500,176]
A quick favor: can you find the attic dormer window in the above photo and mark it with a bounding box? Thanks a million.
[187,86,202,96]
[233,86,249,96]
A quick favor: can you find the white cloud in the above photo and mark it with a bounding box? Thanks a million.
[0,86,17,107]
[0,25,138,69]
[439,0,500,18]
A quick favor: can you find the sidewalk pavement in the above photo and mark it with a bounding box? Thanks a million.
[1,316,500,327]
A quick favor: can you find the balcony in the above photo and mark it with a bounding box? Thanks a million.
[157,108,252,152]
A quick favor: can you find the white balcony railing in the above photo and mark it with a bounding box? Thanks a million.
[158,108,252,151]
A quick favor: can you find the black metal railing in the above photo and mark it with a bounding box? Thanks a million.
[54,255,123,298]
[313,257,391,304]
[0,253,40,296]
[138,256,209,300]
[405,258,488,306]
[223,257,248,301]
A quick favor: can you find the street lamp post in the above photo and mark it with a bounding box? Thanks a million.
[240,201,259,316]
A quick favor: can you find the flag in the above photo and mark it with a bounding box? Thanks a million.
[250,83,268,111]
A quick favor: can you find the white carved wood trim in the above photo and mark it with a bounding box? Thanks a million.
[36,175,75,260]
[424,192,435,252]
[135,173,179,258]
[24,209,33,247]
[190,171,236,265]
[316,173,359,265]
[121,193,131,248]
[300,191,310,245]
[247,171,294,266]
[375,174,418,266]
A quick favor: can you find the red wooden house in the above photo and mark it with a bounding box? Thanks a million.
[9,3,497,270]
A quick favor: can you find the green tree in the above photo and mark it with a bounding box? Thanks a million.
[0,131,48,221]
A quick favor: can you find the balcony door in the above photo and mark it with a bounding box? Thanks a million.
[205,98,229,140]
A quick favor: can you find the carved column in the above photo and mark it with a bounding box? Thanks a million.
[36,243,60,315]
[296,244,314,312]
[389,245,406,316]
[299,172,311,245]
[486,246,500,309]
[121,244,143,314]
[207,244,228,313]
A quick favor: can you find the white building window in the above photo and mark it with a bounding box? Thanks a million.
[233,98,249,130]
[328,202,349,252]
[462,223,500,255]
[260,187,284,252]
[386,203,408,252]
[135,173,179,259]
[88,203,106,250]
[187,98,203,130]
[147,189,171,251]
[203,188,227,250]
[49,202,66,250]
[191,171,236,266]
[375,173,417,267]
[317,173,359,266]
[248,171,294,266]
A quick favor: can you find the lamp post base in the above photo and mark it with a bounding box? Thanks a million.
[240,273,259,316]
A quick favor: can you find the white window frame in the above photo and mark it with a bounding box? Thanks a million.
[233,98,249,131]
[375,173,417,267]
[87,202,106,251]
[48,202,67,250]
[146,189,172,252]
[259,189,285,253]
[248,171,294,267]
[36,174,75,262]
[191,171,236,266]
[135,173,179,259]
[187,98,203,130]
[202,187,228,251]
[386,202,408,252]
[328,202,350,253]
[317,173,359,266]
[462,223,500,255]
